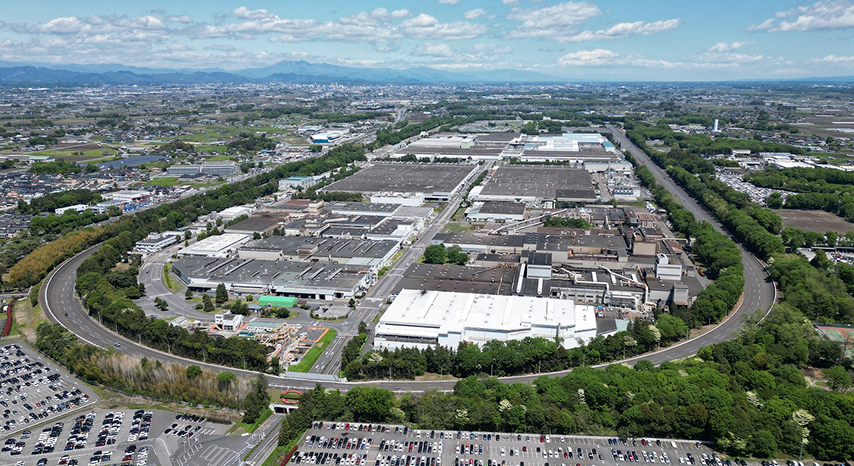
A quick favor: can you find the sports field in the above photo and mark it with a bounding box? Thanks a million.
[817,324,854,359]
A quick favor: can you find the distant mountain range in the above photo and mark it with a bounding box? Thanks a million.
[0,60,565,86]
[2,60,853,86]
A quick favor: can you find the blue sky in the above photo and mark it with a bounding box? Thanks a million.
[1,0,853,80]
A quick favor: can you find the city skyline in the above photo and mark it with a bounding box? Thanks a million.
[0,0,853,81]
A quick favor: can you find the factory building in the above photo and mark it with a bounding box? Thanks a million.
[172,256,370,299]
[237,236,399,273]
[178,233,251,258]
[134,234,178,254]
[466,201,526,222]
[374,289,599,351]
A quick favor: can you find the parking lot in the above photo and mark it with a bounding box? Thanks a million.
[289,423,765,466]
[0,344,98,436]
[0,407,228,466]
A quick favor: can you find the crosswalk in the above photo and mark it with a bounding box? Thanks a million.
[196,444,240,466]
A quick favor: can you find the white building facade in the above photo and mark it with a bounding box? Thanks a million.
[374,289,597,351]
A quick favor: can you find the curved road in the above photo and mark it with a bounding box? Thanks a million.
[41,127,775,392]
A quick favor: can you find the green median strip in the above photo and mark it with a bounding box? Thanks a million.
[289,329,338,373]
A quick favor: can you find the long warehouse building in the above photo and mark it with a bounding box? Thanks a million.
[374,289,599,350]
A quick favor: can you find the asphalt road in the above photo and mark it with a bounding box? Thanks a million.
[41,129,776,393]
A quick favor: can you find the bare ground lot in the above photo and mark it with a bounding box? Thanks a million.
[773,209,854,233]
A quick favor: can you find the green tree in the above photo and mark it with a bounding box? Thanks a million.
[242,374,270,424]
[765,192,784,209]
[423,244,447,264]
[749,430,778,458]
[345,386,395,422]
[154,297,169,312]
[216,283,228,305]
[824,366,851,392]
[810,249,832,270]
[217,371,236,386]
[278,416,294,446]
[185,288,193,300]
[203,294,215,313]
[186,365,202,379]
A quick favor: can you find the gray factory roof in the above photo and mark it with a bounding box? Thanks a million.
[395,147,503,157]
[479,166,596,200]
[477,132,520,143]
[326,202,400,215]
[242,236,399,260]
[526,231,629,251]
[172,256,367,290]
[434,232,526,248]
[392,263,518,295]
[321,163,473,195]
[223,216,282,234]
[478,201,527,215]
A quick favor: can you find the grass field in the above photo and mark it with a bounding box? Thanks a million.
[179,125,290,143]
[162,263,183,293]
[289,329,337,373]
[773,209,854,233]
[442,222,480,233]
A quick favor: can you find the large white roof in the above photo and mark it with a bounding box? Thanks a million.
[380,289,594,333]
[181,233,250,255]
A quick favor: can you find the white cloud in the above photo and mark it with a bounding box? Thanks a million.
[708,41,748,52]
[413,43,454,57]
[464,8,488,19]
[557,48,684,68]
[808,54,854,63]
[166,15,193,24]
[503,0,519,5]
[558,48,618,65]
[506,2,602,40]
[233,7,276,20]
[439,0,459,5]
[750,0,854,32]
[558,18,680,42]
[401,13,487,40]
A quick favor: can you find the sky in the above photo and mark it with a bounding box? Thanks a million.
[0,0,853,81]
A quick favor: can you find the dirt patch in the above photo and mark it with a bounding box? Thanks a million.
[94,389,240,424]
[13,298,45,343]
[773,209,854,233]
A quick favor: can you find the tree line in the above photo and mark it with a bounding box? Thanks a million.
[343,316,689,381]
[626,122,784,261]
[17,189,103,215]
[35,322,251,409]
[289,299,853,461]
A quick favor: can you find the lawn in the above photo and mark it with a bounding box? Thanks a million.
[289,329,337,373]
[36,148,116,159]
[162,263,183,293]
[442,222,479,233]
